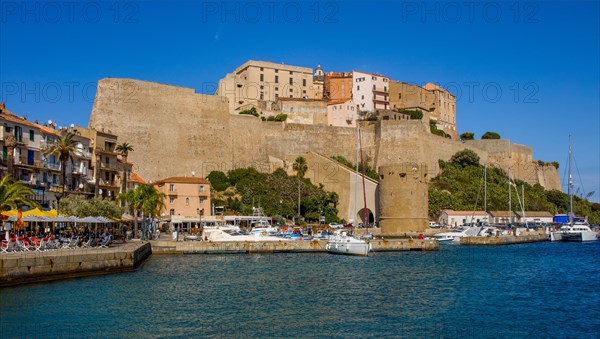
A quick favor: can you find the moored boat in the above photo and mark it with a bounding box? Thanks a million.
[326,231,370,256]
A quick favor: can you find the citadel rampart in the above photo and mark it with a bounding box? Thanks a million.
[89,78,560,192]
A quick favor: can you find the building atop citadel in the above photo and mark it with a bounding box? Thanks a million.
[217,60,457,139]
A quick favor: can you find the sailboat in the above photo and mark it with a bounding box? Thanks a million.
[550,136,597,242]
[327,116,371,256]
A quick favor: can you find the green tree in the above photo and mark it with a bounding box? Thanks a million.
[207,171,229,191]
[118,184,165,238]
[239,107,259,117]
[481,131,501,139]
[460,132,475,140]
[0,175,40,211]
[115,142,134,193]
[43,131,78,197]
[293,156,308,217]
[58,195,123,219]
[449,149,480,168]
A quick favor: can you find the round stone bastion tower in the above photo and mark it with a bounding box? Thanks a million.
[379,163,429,235]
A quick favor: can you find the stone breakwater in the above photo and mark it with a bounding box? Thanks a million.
[460,233,548,246]
[0,242,151,287]
[150,238,439,254]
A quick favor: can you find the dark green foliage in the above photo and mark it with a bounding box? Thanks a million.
[398,109,423,120]
[330,155,379,181]
[429,151,600,223]
[266,113,287,122]
[481,131,501,139]
[207,171,229,191]
[215,167,340,223]
[449,149,480,167]
[460,132,475,140]
[430,120,447,137]
[239,107,259,117]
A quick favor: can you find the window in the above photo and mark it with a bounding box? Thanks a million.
[289,78,293,85]
[260,92,264,100]
[361,95,364,100]
[260,74,264,81]
[373,85,376,90]
[384,86,387,92]
[260,67,264,71]
[372,76,377,80]
[275,76,279,83]
[260,85,264,89]
[357,85,360,91]
[14,126,22,142]
[170,197,175,204]
[333,106,337,111]
[185,198,189,206]
[275,69,278,73]
[169,184,175,191]
[302,90,306,94]
[289,71,293,75]
[289,88,293,93]
[302,79,306,87]
[290,107,294,113]
[170,209,175,216]
[200,185,204,192]
[275,94,279,100]
[275,86,279,91]
[200,197,205,204]
[29,130,34,141]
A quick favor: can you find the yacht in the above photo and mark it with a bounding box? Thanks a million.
[551,222,597,242]
[326,231,371,256]
[433,226,482,243]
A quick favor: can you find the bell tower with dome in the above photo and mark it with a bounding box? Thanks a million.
[313,64,325,99]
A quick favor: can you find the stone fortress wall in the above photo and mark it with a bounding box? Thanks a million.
[89,78,561,193]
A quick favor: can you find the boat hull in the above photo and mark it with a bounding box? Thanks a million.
[327,236,370,256]
[561,231,597,242]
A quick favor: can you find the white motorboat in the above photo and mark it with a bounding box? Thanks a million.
[203,228,284,242]
[551,222,597,242]
[433,226,482,242]
[326,231,371,256]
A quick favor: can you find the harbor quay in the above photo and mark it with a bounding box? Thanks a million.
[150,238,439,254]
[460,233,548,246]
[0,242,151,287]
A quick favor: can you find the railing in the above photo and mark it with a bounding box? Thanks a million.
[99,178,119,187]
[100,162,119,171]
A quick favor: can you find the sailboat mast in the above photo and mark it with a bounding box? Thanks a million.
[484,163,487,213]
[354,115,360,230]
[508,170,512,224]
[568,134,573,226]
[359,123,369,232]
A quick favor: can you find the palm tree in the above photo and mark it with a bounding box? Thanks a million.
[293,156,308,217]
[118,184,165,239]
[0,175,40,211]
[4,134,16,177]
[115,142,134,193]
[43,131,78,197]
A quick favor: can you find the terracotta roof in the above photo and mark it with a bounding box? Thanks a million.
[489,211,517,217]
[328,99,352,106]
[0,112,39,130]
[516,211,553,218]
[353,70,389,78]
[442,210,489,216]
[154,177,210,185]
[277,98,327,102]
[130,172,146,185]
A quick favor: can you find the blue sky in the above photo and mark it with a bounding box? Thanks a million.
[1,1,599,202]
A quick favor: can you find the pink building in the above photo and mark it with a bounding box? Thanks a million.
[154,177,212,219]
[327,99,358,127]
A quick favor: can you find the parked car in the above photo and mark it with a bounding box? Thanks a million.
[429,221,442,228]
[329,223,344,229]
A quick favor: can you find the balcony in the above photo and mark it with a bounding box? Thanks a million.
[167,189,178,196]
[99,178,119,187]
[100,162,119,172]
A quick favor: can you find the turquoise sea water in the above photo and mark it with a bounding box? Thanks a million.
[1,241,599,338]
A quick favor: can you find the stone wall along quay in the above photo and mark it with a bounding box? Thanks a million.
[150,239,438,254]
[0,242,151,287]
[460,233,548,246]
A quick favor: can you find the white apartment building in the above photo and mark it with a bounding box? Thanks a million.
[352,71,390,113]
